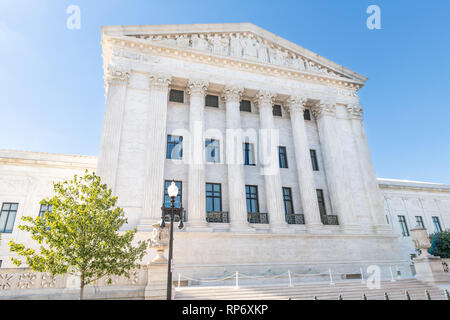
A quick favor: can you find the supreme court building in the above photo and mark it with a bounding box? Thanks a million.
[1,24,449,279]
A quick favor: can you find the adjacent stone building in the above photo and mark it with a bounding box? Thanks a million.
[0,24,448,280]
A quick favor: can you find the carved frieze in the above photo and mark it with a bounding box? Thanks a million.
[126,32,347,79]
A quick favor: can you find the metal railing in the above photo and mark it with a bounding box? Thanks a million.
[247,212,269,224]
[206,211,229,223]
[286,214,305,225]
[321,214,339,225]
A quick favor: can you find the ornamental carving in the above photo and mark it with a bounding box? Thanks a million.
[105,64,130,84]
[311,101,336,119]
[18,273,36,289]
[41,273,57,288]
[253,90,276,108]
[149,73,172,89]
[0,274,13,290]
[347,104,363,119]
[222,85,244,103]
[187,79,209,96]
[127,32,346,78]
[286,96,308,114]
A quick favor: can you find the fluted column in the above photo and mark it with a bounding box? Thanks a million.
[312,100,359,231]
[254,91,287,230]
[186,79,209,229]
[140,73,172,229]
[286,96,322,229]
[222,86,251,231]
[97,64,130,191]
[348,104,390,232]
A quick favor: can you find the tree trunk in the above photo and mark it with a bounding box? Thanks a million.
[80,281,85,300]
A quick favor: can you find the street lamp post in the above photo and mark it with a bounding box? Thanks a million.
[160,180,184,300]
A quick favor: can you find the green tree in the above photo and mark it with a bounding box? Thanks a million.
[428,230,450,258]
[8,171,148,299]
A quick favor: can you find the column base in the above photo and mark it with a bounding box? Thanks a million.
[341,223,362,234]
[185,221,213,232]
[306,222,324,233]
[144,262,174,300]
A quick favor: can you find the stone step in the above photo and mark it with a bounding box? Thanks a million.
[174,279,446,300]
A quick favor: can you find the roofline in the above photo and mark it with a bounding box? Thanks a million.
[377,178,450,192]
[101,23,368,85]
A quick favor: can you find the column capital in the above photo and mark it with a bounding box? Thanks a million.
[187,79,209,97]
[311,99,336,119]
[347,104,364,120]
[105,64,131,85]
[286,95,308,114]
[222,85,244,103]
[253,90,276,109]
[149,72,172,90]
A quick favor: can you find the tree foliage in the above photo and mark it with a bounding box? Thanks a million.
[428,229,450,258]
[8,171,148,299]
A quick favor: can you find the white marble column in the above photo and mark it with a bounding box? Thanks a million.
[140,73,172,230]
[286,96,322,229]
[222,86,252,231]
[254,90,287,230]
[97,64,130,191]
[186,79,210,229]
[312,100,359,231]
[348,104,391,232]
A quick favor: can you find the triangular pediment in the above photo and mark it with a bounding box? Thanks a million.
[102,23,367,85]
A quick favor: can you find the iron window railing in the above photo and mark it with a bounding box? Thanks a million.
[286,214,305,225]
[247,212,269,224]
[206,211,229,223]
[321,215,339,225]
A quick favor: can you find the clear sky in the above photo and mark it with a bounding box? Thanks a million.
[1,0,449,183]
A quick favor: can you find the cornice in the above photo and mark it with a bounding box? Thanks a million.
[102,35,364,93]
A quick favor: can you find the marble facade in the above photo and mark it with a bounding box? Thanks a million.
[0,24,448,281]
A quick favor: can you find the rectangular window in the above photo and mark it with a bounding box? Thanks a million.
[316,190,327,216]
[205,139,220,163]
[304,109,311,120]
[245,185,259,213]
[205,94,219,108]
[243,142,256,165]
[169,89,184,103]
[206,183,222,213]
[0,203,18,233]
[39,204,53,218]
[278,146,288,168]
[272,104,282,117]
[240,100,251,112]
[432,216,442,233]
[282,187,294,215]
[164,180,182,208]
[398,215,410,237]
[166,135,183,160]
[310,149,319,171]
[415,216,425,229]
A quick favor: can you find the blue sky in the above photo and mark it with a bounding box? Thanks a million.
[1,0,449,183]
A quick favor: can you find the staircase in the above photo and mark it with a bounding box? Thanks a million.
[174,279,448,300]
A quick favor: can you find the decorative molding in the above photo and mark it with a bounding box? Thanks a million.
[253,90,276,108]
[187,79,209,96]
[103,36,364,91]
[124,32,348,80]
[286,96,308,114]
[222,85,244,103]
[311,100,336,119]
[148,72,172,90]
[347,104,363,119]
[105,64,131,85]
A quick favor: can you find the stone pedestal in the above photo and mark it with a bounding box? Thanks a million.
[144,262,174,300]
[414,256,450,284]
